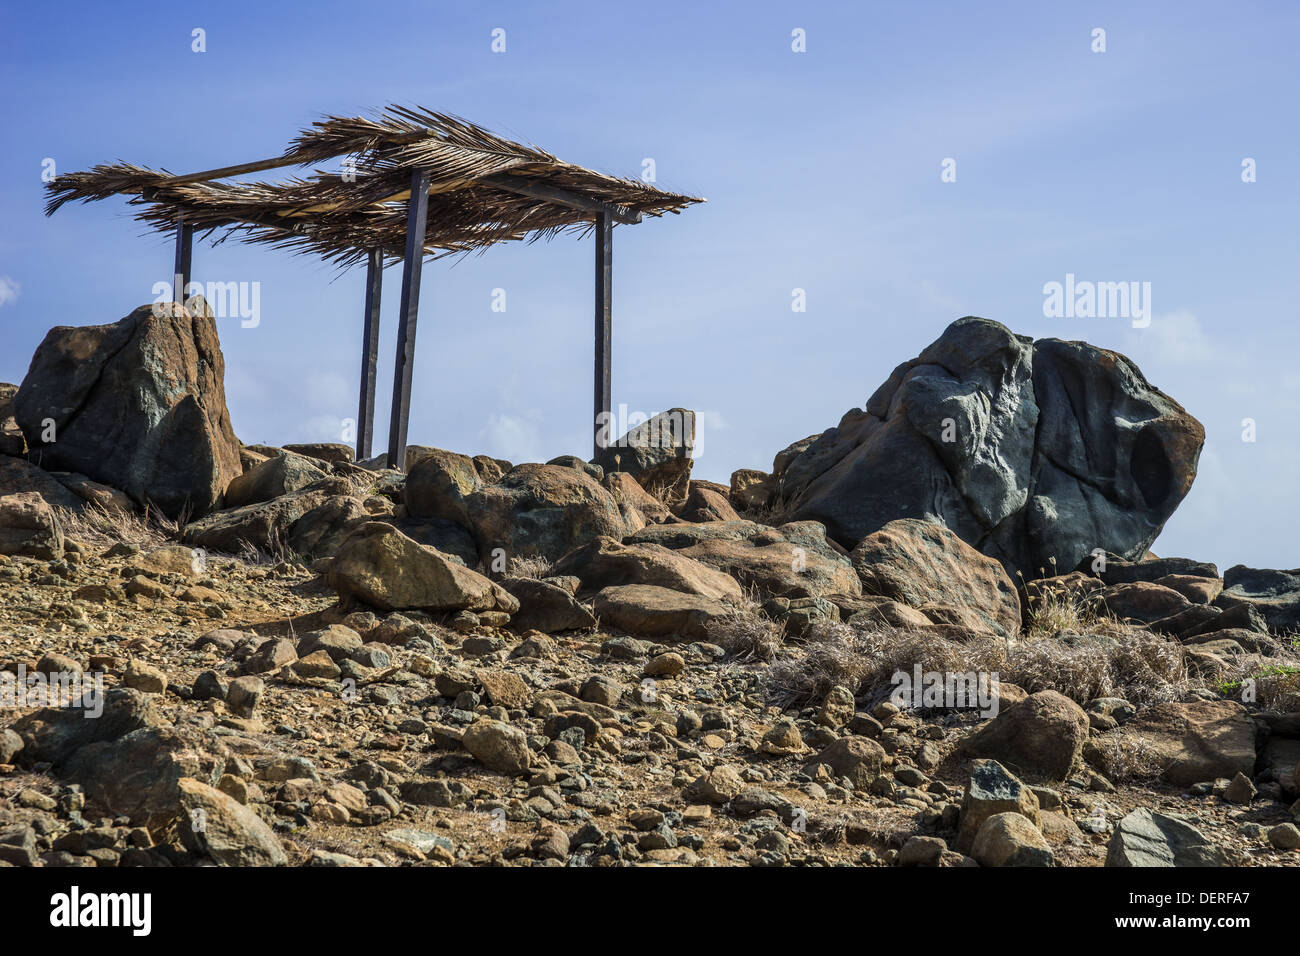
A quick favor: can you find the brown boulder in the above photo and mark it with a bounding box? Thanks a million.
[552,535,742,602]
[328,521,518,614]
[593,584,732,640]
[465,463,630,564]
[851,518,1022,637]
[962,691,1089,781]
[0,491,63,559]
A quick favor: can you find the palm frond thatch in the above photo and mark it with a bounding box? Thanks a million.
[43,106,703,267]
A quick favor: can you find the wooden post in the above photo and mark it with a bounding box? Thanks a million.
[593,210,613,458]
[356,248,383,461]
[173,220,193,306]
[387,169,431,472]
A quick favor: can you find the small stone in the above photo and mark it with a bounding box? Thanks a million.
[461,719,531,775]
[1269,823,1300,850]
[123,659,167,694]
[226,676,266,717]
[1223,772,1256,805]
[642,652,685,678]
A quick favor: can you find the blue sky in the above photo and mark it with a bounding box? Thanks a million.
[1,0,1297,569]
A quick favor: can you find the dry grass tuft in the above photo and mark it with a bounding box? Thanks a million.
[54,502,178,551]
[508,555,554,579]
[725,615,1216,711]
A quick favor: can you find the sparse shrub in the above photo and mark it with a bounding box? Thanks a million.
[508,555,553,579]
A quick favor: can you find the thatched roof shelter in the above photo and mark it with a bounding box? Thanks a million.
[45,106,703,467]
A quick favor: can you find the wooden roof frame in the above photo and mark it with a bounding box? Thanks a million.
[44,106,704,467]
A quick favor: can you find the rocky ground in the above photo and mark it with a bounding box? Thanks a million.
[2,308,1300,869]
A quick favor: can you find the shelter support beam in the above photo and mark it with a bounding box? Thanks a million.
[356,248,383,461]
[173,221,193,306]
[593,210,613,458]
[387,169,431,472]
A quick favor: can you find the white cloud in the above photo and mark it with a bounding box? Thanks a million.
[479,410,545,463]
[1129,309,1215,365]
[0,276,19,308]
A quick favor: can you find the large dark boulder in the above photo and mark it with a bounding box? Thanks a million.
[14,303,242,519]
[775,317,1204,577]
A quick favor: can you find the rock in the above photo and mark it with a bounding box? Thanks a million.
[729,468,777,512]
[759,719,806,757]
[643,652,685,678]
[678,482,740,523]
[1105,808,1227,866]
[296,625,363,661]
[177,777,287,866]
[62,727,225,827]
[0,728,23,764]
[851,518,1021,637]
[14,303,242,519]
[182,478,352,554]
[461,719,531,775]
[292,649,340,679]
[286,495,369,559]
[963,691,1088,781]
[1098,701,1255,786]
[465,463,631,564]
[593,584,733,640]
[404,448,481,527]
[774,317,1203,578]
[957,760,1041,852]
[804,735,884,788]
[897,835,947,867]
[1098,582,1192,625]
[1214,566,1300,634]
[394,517,480,567]
[552,535,742,602]
[673,521,862,601]
[226,676,265,717]
[123,659,167,694]
[475,670,532,709]
[498,576,596,633]
[593,408,695,505]
[971,812,1054,867]
[1269,823,1300,850]
[282,442,353,464]
[0,383,25,456]
[241,639,296,675]
[1222,772,1256,805]
[690,765,745,804]
[329,522,518,614]
[603,471,671,524]
[11,687,159,767]
[0,456,86,510]
[223,451,329,509]
[0,491,64,559]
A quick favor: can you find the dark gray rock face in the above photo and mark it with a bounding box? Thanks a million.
[1215,566,1300,634]
[775,317,1204,576]
[13,303,242,519]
